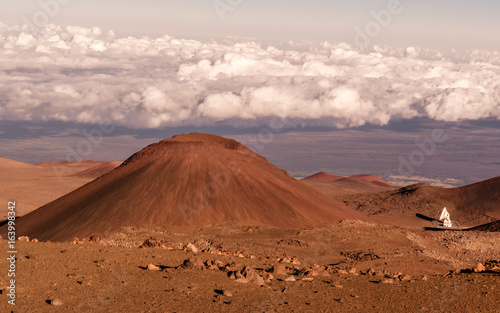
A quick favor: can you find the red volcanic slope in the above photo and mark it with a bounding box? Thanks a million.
[2,134,368,242]
[67,161,123,178]
[302,172,344,182]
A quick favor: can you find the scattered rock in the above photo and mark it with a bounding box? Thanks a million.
[185,243,199,254]
[400,274,412,282]
[305,269,320,277]
[140,237,163,248]
[421,275,428,281]
[30,238,39,243]
[347,267,358,275]
[263,273,274,283]
[89,235,101,243]
[213,260,225,268]
[246,272,265,285]
[18,236,30,242]
[50,298,62,306]
[147,263,160,271]
[223,290,233,297]
[285,276,296,282]
[182,257,205,269]
[235,278,248,284]
[272,264,287,276]
[474,263,486,273]
[381,278,394,285]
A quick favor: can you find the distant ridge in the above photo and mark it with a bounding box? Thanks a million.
[302,172,398,195]
[341,177,500,225]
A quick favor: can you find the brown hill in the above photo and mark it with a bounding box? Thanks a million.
[0,157,38,169]
[302,172,343,182]
[302,173,398,196]
[2,134,367,242]
[340,177,500,226]
[0,158,97,218]
[35,160,104,168]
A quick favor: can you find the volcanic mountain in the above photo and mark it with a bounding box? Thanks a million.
[340,177,500,225]
[2,134,367,242]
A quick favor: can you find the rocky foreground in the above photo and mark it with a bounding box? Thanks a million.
[1,222,499,312]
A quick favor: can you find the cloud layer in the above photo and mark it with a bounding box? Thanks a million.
[1,22,499,129]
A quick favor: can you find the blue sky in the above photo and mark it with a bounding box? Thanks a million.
[1,0,499,50]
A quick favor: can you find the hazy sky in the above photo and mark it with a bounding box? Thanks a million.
[1,0,499,50]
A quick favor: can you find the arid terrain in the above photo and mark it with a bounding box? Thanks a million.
[0,134,498,312]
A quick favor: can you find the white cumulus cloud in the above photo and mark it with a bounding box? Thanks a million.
[0,22,499,129]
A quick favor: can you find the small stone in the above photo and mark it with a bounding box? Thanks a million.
[394,272,403,279]
[263,273,274,283]
[347,267,357,274]
[474,263,486,273]
[375,270,385,277]
[421,275,428,281]
[147,263,160,271]
[31,238,39,243]
[246,272,265,285]
[89,235,101,243]
[306,269,320,277]
[401,275,412,282]
[185,243,198,254]
[272,264,287,276]
[223,290,233,297]
[302,277,314,281]
[50,298,62,306]
[140,237,163,248]
[235,278,248,284]
[337,269,348,275]
[18,236,30,242]
[367,268,376,276]
[284,276,296,282]
[182,257,205,269]
[381,278,394,285]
